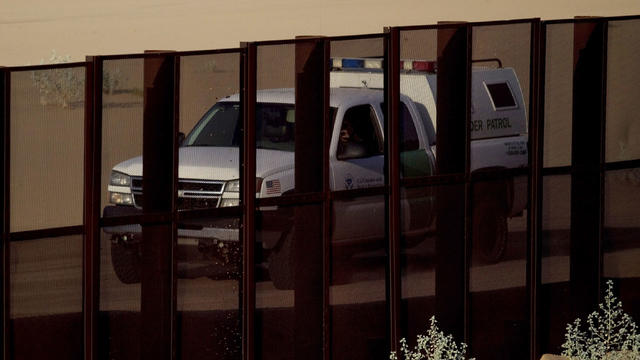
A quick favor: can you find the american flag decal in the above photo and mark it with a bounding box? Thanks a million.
[265,179,281,195]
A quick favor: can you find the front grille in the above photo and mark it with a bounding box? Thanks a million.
[129,177,224,210]
[133,193,143,207]
[131,177,143,191]
[177,197,220,210]
[179,181,224,193]
[178,179,224,197]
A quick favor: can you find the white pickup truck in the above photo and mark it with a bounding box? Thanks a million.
[104,58,528,287]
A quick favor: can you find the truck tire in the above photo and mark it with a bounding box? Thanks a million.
[267,229,294,290]
[472,182,509,264]
[110,240,141,284]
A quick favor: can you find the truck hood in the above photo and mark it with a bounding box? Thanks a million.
[111,147,295,180]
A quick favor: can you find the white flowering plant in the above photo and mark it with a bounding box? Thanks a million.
[561,280,640,360]
[30,50,83,107]
[390,316,474,360]
[30,50,128,107]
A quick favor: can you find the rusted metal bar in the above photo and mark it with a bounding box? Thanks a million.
[93,52,175,61]
[84,56,102,360]
[401,174,467,188]
[322,33,387,42]
[468,167,529,181]
[471,58,503,68]
[528,19,544,360]
[293,36,326,360]
[470,18,540,27]
[8,225,84,242]
[384,26,402,353]
[330,186,388,199]
[603,158,640,171]
[1,67,9,360]
[434,22,470,341]
[437,24,469,177]
[240,42,257,360]
[171,54,181,360]
[544,15,640,25]
[99,212,173,227]
[463,23,473,345]
[170,48,241,57]
[541,166,572,176]
[597,21,608,308]
[177,205,243,221]
[256,192,324,207]
[390,19,540,33]
[321,38,331,360]
[141,53,176,360]
[570,18,607,319]
[5,62,87,72]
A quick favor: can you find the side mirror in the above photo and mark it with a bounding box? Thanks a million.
[178,132,185,146]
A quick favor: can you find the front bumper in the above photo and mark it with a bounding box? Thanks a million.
[103,205,240,243]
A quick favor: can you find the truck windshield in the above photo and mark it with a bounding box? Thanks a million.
[184,102,335,151]
[183,102,296,151]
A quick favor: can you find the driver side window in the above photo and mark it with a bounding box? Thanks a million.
[337,105,383,160]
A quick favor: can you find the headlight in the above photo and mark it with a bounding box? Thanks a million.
[225,179,240,192]
[220,199,240,207]
[224,178,263,193]
[110,171,131,186]
[110,192,134,205]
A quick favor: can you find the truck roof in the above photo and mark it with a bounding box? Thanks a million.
[220,87,385,108]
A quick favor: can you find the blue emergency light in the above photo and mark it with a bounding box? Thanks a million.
[341,58,365,68]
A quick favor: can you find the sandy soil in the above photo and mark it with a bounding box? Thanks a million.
[2,0,640,66]
[8,230,640,317]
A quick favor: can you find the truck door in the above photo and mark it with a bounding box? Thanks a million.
[396,101,436,241]
[332,104,385,246]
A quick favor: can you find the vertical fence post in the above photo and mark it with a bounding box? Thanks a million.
[84,56,102,360]
[384,26,402,354]
[1,67,9,360]
[528,19,544,360]
[141,53,177,360]
[240,42,257,360]
[293,36,327,360]
[321,39,331,360]
[570,18,607,319]
[434,23,471,341]
[171,54,181,360]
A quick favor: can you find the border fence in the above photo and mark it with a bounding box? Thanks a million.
[1,16,639,360]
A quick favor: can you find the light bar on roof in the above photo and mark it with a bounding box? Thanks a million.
[364,59,383,69]
[331,57,379,70]
[411,60,436,72]
[330,57,437,72]
[341,58,365,69]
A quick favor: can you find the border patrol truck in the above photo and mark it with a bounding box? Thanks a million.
[105,58,528,288]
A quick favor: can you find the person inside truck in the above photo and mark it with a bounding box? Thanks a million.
[337,118,368,160]
[339,118,362,144]
[337,104,384,160]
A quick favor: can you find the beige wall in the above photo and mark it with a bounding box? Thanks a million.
[1,0,640,66]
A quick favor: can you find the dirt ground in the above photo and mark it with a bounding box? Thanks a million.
[2,0,640,66]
